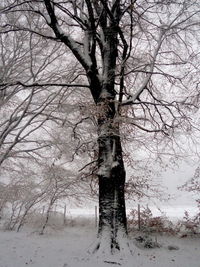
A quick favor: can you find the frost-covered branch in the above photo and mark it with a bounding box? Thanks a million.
[0,82,89,89]
[43,0,92,70]
[121,29,164,106]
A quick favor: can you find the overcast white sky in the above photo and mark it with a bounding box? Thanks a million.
[160,162,198,206]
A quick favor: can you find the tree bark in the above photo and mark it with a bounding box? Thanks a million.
[94,95,128,253]
[98,132,127,251]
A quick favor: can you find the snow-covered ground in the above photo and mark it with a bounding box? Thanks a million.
[0,217,199,267]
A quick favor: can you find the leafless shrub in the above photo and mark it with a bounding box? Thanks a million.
[176,211,200,235]
[128,206,176,234]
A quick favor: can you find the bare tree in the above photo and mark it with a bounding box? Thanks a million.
[39,163,87,234]
[180,166,200,223]
[1,0,200,254]
[0,8,89,167]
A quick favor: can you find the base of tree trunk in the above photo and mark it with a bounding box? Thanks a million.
[88,228,134,257]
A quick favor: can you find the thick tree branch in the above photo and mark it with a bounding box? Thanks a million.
[43,0,92,70]
[0,82,89,89]
[121,30,164,105]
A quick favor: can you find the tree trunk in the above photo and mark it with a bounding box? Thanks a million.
[98,134,127,251]
[87,18,129,253]
[93,97,128,254]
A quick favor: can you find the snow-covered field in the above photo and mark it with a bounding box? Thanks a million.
[69,205,199,220]
[0,216,199,267]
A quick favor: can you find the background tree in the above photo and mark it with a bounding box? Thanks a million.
[181,165,200,224]
[0,0,200,254]
[0,9,94,232]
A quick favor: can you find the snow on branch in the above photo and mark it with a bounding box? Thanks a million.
[121,30,165,106]
[0,82,89,89]
[43,0,92,70]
